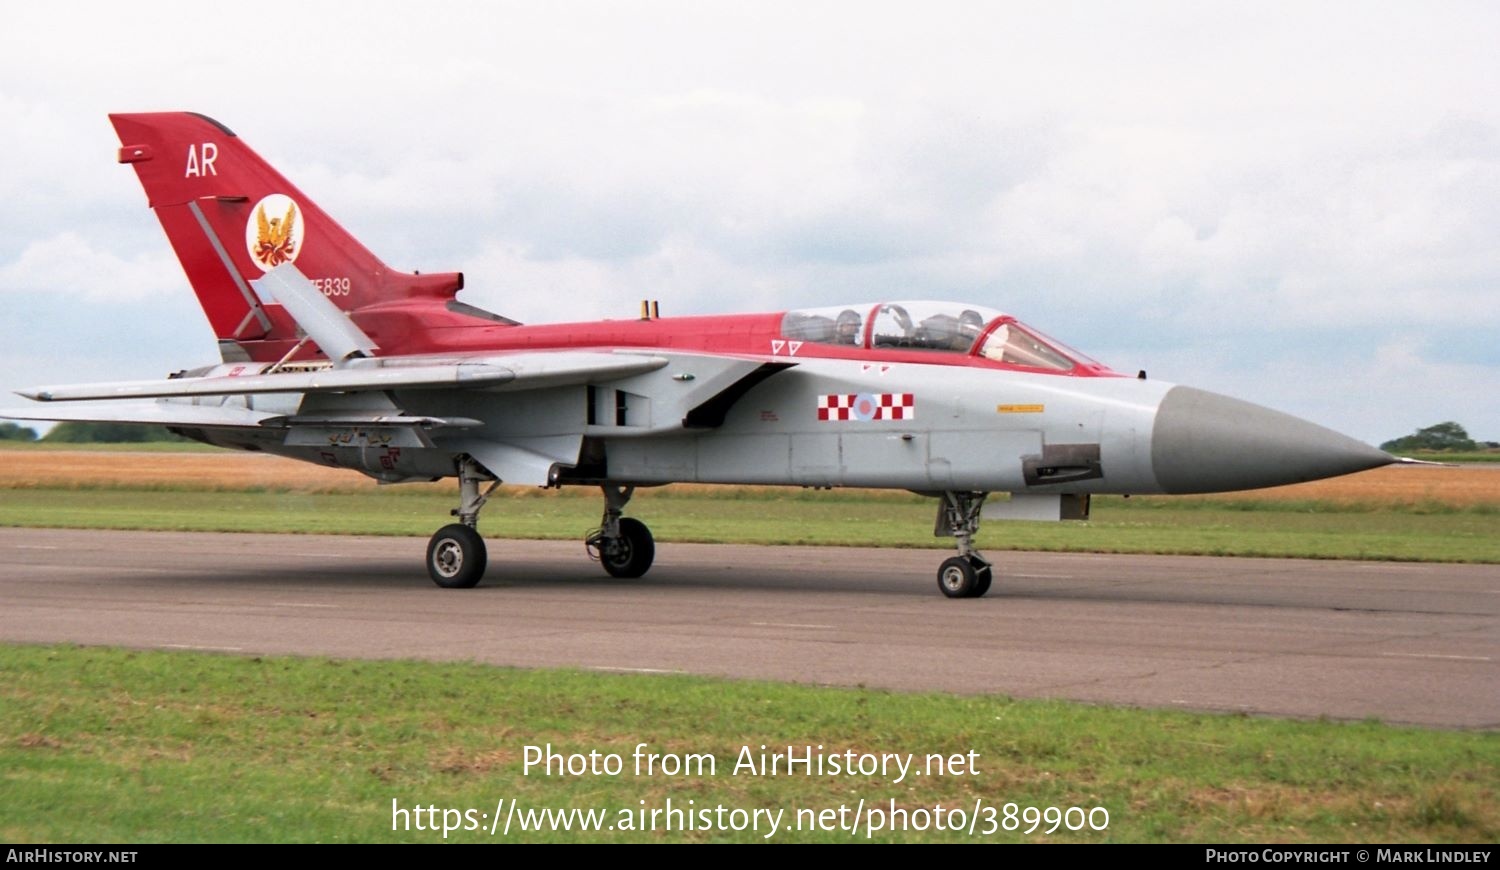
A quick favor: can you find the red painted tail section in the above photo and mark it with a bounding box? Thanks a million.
[110,112,472,361]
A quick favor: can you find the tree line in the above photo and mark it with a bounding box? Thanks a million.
[1379,422,1494,453]
[0,422,188,443]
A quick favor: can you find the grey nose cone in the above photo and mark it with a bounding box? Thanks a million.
[1150,386,1396,494]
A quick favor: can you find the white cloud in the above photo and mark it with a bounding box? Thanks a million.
[1,2,1498,443]
[0,232,180,303]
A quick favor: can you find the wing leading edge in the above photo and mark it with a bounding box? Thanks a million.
[16,352,671,402]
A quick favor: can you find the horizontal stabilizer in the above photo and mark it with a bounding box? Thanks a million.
[18,352,669,402]
[0,401,276,429]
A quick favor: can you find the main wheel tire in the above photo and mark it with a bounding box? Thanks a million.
[938,555,992,598]
[937,555,980,598]
[427,524,487,588]
[600,517,655,579]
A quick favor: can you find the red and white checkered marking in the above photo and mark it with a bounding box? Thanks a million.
[817,393,915,421]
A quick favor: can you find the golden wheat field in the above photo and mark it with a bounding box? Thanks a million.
[0,449,387,493]
[1,448,1496,508]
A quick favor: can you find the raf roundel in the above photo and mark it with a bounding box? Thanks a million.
[245,193,304,272]
[817,393,915,422]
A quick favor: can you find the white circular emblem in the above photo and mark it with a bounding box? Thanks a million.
[245,194,304,272]
[851,393,878,422]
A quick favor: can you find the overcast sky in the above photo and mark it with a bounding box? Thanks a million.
[2,2,1496,444]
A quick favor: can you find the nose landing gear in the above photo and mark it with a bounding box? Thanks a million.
[935,491,993,598]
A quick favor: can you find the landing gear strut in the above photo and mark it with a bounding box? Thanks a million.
[427,456,500,588]
[934,491,992,598]
[585,485,655,578]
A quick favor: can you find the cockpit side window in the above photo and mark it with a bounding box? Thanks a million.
[781,301,1104,372]
[871,303,991,353]
[780,306,865,346]
[977,319,1076,371]
[781,301,1005,353]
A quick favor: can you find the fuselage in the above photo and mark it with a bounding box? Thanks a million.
[173,300,1393,498]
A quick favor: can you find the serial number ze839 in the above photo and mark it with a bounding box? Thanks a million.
[312,276,352,297]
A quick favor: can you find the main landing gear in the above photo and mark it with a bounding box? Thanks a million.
[935,491,992,598]
[426,463,658,588]
[585,485,656,578]
[427,456,499,588]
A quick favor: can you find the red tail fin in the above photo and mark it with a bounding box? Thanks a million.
[110,112,466,361]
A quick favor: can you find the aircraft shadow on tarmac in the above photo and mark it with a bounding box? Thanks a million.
[109,554,1457,616]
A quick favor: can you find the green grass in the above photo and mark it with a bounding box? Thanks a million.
[2,488,1498,563]
[2,645,1495,843]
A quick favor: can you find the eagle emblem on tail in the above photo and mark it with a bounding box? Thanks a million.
[253,201,298,268]
[244,194,304,272]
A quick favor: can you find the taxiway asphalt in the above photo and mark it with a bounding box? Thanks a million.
[2,527,1494,727]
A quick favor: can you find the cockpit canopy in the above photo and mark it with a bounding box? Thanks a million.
[779,301,1101,373]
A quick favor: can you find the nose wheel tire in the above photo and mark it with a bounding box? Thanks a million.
[937,555,992,599]
[600,517,655,579]
[427,524,487,588]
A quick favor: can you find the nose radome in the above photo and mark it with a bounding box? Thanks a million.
[1150,386,1396,494]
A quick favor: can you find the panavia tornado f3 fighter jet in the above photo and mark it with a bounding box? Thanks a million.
[2,113,1399,596]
